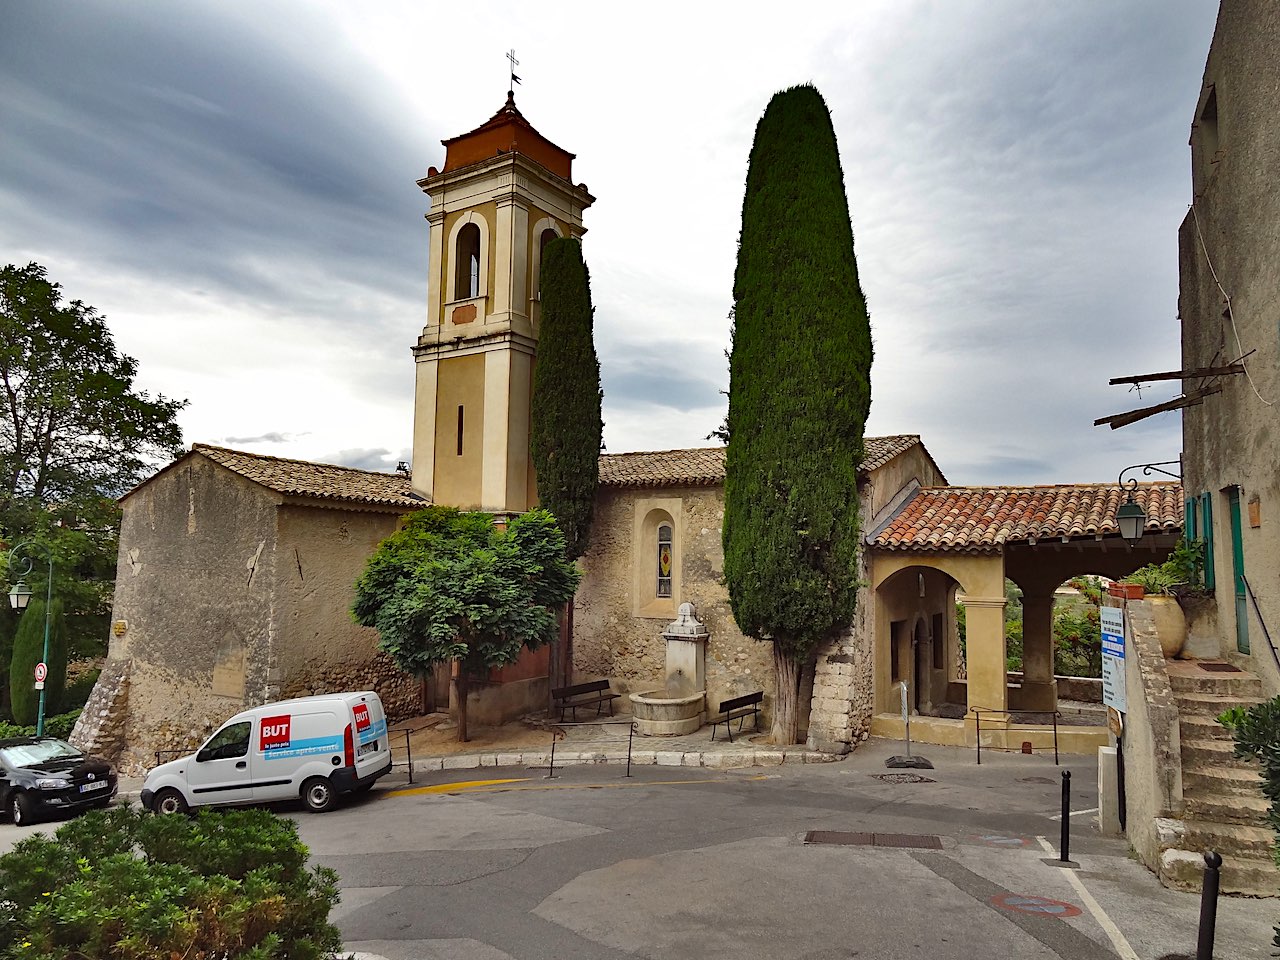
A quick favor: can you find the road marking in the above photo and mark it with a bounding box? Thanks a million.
[384,778,530,798]
[1035,836,1140,960]
[1049,806,1100,821]
[383,774,768,799]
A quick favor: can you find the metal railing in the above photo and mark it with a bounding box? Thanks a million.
[390,727,414,784]
[969,707,1061,766]
[546,720,636,779]
[153,747,191,767]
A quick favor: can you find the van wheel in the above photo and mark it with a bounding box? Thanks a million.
[10,792,38,826]
[301,777,335,813]
[152,788,188,815]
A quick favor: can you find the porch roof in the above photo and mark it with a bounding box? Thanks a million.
[869,482,1183,554]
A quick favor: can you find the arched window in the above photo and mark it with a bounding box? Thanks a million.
[657,523,673,597]
[455,222,481,299]
[537,228,558,296]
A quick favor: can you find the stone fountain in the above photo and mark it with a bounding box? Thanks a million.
[629,602,709,736]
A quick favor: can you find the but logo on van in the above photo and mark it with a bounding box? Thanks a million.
[260,715,291,751]
[353,703,371,732]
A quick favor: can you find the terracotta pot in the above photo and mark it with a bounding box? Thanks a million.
[1108,582,1145,600]
[1147,595,1187,658]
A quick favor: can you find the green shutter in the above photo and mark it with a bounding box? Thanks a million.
[1201,492,1215,590]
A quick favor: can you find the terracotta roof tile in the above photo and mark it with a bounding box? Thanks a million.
[192,444,424,510]
[870,482,1183,554]
[597,435,930,488]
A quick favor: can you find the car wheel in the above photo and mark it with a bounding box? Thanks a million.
[10,792,39,827]
[152,787,189,815]
[301,776,336,813]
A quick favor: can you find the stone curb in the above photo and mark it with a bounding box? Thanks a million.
[409,749,839,773]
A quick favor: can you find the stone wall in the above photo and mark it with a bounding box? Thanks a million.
[69,658,130,760]
[575,485,775,725]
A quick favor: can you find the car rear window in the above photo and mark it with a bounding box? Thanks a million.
[0,739,82,767]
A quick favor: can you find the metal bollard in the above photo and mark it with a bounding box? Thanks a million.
[1059,770,1071,863]
[1197,851,1222,960]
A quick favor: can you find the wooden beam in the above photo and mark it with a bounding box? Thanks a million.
[1109,363,1244,385]
[1094,385,1223,429]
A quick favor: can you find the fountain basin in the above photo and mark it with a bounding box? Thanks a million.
[629,689,706,736]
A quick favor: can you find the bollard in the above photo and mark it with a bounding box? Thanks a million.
[1059,770,1071,864]
[1197,851,1222,960]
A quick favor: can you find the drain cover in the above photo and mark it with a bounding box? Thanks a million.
[1198,662,1243,673]
[872,772,935,784]
[804,831,943,850]
[1018,776,1055,784]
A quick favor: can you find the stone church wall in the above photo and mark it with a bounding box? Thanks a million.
[102,458,284,774]
[575,485,775,725]
[274,504,420,718]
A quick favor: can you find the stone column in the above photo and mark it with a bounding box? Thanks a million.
[962,596,1008,714]
[1016,591,1058,711]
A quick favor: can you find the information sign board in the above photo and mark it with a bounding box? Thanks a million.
[1100,606,1126,713]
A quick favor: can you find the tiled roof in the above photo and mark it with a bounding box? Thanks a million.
[597,435,930,488]
[869,482,1183,553]
[191,445,424,510]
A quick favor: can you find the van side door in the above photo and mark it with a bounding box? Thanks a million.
[186,720,254,806]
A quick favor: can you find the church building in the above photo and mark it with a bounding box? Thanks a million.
[73,92,1180,774]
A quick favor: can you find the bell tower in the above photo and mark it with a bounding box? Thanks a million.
[411,93,594,513]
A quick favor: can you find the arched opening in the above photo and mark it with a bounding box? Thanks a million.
[455,222,481,300]
[877,565,965,719]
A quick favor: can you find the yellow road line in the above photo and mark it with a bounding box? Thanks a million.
[384,774,768,799]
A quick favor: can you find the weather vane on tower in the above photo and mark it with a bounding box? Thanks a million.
[507,48,521,98]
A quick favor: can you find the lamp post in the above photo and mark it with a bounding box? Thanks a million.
[1116,460,1183,544]
[6,542,54,736]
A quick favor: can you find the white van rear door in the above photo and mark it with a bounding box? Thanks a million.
[352,695,390,776]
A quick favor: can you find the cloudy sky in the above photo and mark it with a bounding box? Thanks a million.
[1,1,1218,484]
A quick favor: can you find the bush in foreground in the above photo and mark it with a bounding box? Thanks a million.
[0,806,343,959]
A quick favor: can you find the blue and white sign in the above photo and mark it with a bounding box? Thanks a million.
[1100,605,1126,713]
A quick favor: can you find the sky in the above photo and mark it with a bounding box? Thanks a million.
[0,1,1220,485]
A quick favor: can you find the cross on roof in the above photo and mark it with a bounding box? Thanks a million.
[507,48,521,95]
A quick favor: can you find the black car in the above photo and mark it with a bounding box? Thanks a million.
[0,736,118,826]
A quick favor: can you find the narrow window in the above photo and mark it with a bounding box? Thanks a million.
[931,613,944,670]
[456,405,464,456]
[656,523,673,597]
[455,222,481,300]
[537,228,558,297]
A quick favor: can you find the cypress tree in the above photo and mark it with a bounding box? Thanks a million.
[9,598,67,728]
[722,85,873,744]
[530,237,602,694]
[530,237,602,561]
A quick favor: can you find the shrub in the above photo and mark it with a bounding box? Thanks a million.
[56,668,98,714]
[0,806,344,959]
[9,598,67,727]
[1220,697,1280,949]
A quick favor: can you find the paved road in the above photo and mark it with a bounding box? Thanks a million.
[1,743,1272,958]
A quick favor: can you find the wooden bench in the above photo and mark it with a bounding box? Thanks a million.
[710,691,763,742]
[552,679,620,722]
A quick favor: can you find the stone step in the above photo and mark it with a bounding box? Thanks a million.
[1173,691,1264,719]
[1183,764,1265,798]
[1179,819,1275,860]
[1180,737,1261,770]
[1177,714,1237,742]
[1161,846,1280,897]
[1168,669,1264,699]
[1183,789,1272,828]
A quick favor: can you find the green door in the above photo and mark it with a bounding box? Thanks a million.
[1228,488,1249,654]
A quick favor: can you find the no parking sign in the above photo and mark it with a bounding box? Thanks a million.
[33,662,46,690]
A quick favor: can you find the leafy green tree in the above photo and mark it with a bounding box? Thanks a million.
[0,806,343,959]
[530,237,603,693]
[722,85,873,744]
[8,597,67,727]
[352,506,580,741]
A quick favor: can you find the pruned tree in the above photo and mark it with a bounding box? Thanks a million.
[722,85,873,744]
[10,598,67,728]
[530,237,602,693]
[351,506,580,741]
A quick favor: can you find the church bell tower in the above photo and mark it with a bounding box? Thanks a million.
[411,92,594,513]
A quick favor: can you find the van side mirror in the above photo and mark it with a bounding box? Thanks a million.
[196,747,215,763]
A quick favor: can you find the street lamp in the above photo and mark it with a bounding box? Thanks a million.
[6,543,54,736]
[1116,460,1183,545]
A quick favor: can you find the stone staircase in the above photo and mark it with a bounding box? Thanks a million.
[1159,660,1277,897]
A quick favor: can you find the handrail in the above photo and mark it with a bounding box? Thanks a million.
[969,707,1061,766]
[390,728,415,784]
[547,719,636,779]
[1242,574,1279,675]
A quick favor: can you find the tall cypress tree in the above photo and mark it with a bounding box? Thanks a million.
[722,85,873,744]
[9,598,67,727]
[530,238,602,693]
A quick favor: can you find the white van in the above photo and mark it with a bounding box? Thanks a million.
[140,691,393,814]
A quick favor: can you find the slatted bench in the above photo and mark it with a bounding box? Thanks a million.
[710,690,764,742]
[552,679,620,722]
